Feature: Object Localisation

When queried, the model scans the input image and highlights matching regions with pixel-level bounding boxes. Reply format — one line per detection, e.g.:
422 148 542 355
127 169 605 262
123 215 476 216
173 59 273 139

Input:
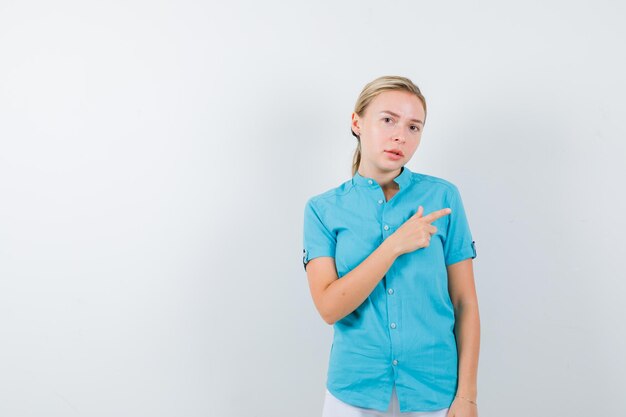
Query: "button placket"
379 188 392 236
375 180 400 373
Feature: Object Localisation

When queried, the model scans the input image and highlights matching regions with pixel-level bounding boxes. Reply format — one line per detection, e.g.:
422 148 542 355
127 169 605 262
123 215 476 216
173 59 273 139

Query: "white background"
1 1 625 416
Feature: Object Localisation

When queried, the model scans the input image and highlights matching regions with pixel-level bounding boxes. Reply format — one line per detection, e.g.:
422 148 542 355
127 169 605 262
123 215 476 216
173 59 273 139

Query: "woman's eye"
410 125 421 132
383 117 392 123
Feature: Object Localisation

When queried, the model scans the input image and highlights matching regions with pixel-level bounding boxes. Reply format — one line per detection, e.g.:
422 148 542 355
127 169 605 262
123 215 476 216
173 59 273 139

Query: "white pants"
322 385 449 417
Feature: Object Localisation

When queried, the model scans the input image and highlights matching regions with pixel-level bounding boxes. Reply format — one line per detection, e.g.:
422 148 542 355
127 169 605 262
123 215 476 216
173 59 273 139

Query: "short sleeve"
302 198 336 271
443 185 477 266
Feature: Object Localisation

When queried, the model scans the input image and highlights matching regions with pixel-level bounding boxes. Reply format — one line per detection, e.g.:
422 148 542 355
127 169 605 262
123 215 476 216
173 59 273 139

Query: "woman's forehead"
368 90 424 117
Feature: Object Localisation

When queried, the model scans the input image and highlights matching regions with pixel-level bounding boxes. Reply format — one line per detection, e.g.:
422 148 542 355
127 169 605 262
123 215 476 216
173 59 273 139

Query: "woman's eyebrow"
380 110 424 125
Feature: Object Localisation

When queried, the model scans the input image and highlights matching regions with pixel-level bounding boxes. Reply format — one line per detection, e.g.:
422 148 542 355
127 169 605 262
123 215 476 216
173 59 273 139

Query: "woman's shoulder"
412 171 460 193
305 179 354 207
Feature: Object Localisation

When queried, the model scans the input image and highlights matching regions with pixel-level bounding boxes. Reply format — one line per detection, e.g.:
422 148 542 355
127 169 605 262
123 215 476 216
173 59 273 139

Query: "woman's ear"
351 112 361 136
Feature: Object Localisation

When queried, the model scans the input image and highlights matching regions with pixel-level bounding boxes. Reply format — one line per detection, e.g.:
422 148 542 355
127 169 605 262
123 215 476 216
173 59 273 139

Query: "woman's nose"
391 125 406 142
392 131 406 143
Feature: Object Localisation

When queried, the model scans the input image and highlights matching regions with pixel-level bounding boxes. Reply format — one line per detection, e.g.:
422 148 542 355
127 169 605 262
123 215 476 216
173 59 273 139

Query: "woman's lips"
384 150 402 160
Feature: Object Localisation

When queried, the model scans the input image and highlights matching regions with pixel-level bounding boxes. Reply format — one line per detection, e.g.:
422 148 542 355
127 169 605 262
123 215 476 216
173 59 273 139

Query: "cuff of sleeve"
445 240 477 266
303 248 335 271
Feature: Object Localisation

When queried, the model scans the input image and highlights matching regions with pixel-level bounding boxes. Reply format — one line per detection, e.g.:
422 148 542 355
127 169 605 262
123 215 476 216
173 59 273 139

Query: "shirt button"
392 359 399 366
368 179 373 185
388 288 394 295
378 199 383 204
390 322 397 329
384 225 389 230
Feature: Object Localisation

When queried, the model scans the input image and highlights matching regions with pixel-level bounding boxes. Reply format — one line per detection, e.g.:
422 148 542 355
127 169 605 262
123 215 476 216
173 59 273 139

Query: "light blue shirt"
302 165 477 412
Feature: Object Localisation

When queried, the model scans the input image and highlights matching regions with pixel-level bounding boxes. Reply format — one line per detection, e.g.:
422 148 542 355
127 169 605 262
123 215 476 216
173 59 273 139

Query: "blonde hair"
351 75 427 176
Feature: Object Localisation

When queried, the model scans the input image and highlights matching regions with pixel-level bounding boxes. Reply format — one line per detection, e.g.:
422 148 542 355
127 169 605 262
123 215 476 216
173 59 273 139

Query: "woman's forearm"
454 301 480 400
322 238 400 325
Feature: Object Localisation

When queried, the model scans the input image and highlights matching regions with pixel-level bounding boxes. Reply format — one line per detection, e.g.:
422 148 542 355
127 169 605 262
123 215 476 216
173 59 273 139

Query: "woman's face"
351 90 425 173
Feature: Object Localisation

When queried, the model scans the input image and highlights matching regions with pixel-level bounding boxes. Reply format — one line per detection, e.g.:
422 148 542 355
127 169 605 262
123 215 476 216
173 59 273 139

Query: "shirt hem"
327 385 453 413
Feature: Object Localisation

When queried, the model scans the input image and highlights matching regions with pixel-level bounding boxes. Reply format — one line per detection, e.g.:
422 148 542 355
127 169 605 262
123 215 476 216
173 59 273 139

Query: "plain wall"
1 1 625 416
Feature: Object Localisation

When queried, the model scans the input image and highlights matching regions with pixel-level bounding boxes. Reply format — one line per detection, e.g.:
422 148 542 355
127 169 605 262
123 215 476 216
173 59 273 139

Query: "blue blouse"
302 165 477 412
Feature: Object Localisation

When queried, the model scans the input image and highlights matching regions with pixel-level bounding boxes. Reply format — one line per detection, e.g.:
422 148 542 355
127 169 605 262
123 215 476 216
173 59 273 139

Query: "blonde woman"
302 75 480 417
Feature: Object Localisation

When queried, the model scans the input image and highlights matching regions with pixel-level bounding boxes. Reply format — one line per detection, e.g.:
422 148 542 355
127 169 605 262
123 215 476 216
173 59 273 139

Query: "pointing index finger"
422 208 452 223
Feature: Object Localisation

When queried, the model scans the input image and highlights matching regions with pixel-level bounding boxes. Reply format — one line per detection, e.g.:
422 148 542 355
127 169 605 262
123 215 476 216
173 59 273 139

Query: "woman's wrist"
455 394 477 406
382 235 403 258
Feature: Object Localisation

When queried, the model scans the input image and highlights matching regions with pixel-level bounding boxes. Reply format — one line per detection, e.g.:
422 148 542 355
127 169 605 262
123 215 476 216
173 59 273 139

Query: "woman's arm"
447 258 480 403
305 238 400 325
306 207 450 325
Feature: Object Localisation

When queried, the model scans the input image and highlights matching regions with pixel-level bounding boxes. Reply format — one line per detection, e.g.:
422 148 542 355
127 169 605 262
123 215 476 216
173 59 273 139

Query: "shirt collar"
352 165 413 189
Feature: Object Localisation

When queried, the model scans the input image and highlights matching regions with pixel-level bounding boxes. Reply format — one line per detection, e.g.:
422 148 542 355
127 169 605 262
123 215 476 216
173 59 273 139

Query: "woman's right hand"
388 206 452 256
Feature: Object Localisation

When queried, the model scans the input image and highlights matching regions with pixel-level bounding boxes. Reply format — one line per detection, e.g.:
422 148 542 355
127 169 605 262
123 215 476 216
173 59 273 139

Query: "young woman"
302 75 480 417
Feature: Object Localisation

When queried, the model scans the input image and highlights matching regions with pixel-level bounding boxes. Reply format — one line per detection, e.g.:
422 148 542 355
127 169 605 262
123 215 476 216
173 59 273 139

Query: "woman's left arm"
447 258 480 416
